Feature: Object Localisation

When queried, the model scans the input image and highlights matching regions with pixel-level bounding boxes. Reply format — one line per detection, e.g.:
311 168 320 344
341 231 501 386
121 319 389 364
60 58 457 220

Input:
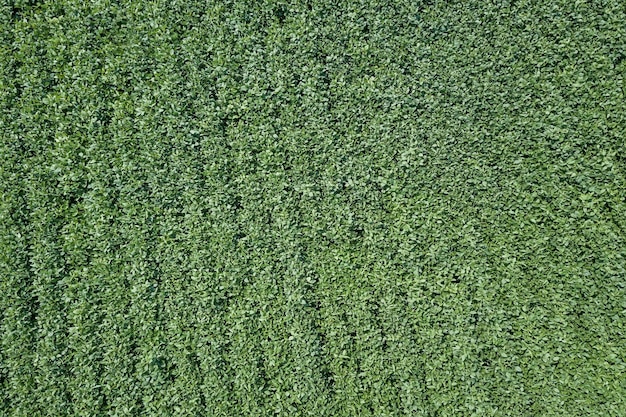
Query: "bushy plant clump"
1 0 625 415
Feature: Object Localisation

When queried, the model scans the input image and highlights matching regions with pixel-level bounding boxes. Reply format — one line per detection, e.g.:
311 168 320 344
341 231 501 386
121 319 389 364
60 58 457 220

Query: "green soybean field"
1 0 626 416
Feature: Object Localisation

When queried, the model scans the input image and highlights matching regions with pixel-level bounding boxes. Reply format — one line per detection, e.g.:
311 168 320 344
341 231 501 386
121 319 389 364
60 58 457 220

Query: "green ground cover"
1 0 625 415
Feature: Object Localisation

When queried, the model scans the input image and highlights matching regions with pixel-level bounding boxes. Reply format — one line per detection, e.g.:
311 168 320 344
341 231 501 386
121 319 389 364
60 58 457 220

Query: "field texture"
1 0 626 416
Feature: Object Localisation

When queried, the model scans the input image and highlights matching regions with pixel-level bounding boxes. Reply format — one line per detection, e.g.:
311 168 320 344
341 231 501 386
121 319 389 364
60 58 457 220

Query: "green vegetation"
1 0 625 415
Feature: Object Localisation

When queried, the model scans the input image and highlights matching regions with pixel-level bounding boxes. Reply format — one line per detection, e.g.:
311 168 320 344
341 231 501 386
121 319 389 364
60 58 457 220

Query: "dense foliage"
1 0 625 415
